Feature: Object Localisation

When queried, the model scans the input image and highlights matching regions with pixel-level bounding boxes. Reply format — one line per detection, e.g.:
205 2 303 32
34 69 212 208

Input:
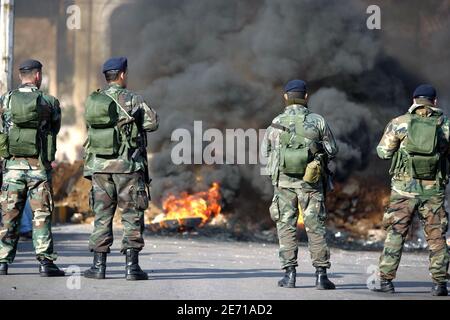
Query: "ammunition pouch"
269 194 280 222
9 90 41 128
280 144 309 176
408 153 440 180
87 127 120 156
303 159 322 184
8 127 39 157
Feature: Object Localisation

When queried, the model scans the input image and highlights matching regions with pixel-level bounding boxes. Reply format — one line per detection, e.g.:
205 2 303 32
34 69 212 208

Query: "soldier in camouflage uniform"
373 84 449 296
83 57 159 281
262 80 338 289
0 59 64 277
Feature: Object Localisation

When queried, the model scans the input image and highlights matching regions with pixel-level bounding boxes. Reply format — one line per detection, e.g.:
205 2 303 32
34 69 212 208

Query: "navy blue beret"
19 59 42 71
284 79 307 93
413 84 436 99
102 57 128 73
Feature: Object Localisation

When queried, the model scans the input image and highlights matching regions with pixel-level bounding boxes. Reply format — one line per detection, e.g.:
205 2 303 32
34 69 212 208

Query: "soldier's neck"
285 98 307 107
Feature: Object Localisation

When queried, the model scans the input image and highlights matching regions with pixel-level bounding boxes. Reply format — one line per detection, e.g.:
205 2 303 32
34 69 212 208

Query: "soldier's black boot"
125 249 148 281
0 263 8 275
39 259 65 277
315 267 336 290
372 279 395 293
278 266 296 288
84 252 107 279
431 283 448 296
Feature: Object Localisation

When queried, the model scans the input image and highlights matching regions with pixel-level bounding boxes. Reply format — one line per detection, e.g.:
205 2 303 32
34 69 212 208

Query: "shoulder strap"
102 91 133 121
270 122 290 132
5 89 17 109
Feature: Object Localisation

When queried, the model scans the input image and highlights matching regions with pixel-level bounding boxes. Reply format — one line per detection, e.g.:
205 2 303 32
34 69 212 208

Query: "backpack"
7 90 42 157
278 113 310 176
85 91 120 156
0 90 56 161
85 90 141 157
404 114 441 180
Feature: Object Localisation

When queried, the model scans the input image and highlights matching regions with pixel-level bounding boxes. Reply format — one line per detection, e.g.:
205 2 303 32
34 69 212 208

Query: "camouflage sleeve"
133 94 159 132
0 94 4 133
261 126 273 158
376 119 400 160
440 116 450 161
0 93 12 134
321 122 338 159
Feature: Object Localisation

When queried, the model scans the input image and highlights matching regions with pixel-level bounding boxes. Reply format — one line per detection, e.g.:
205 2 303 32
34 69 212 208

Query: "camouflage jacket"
0 83 61 172
261 100 338 189
377 98 450 197
83 83 159 177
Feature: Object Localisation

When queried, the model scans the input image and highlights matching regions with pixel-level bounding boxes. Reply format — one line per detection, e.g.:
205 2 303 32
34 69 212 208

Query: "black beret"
102 57 128 73
413 84 437 100
284 79 307 93
19 59 43 71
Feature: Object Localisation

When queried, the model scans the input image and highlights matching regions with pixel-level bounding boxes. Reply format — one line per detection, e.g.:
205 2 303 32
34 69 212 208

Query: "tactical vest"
277 113 310 176
0 89 55 161
390 112 445 181
84 90 138 157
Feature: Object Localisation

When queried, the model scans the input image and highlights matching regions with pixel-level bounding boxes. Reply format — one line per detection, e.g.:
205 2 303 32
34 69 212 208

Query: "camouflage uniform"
377 98 450 284
262 99 338 269
84 83 158 253
0 84 61 263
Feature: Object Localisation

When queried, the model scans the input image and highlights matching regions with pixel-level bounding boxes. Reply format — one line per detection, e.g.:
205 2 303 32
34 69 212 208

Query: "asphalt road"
0 224 448 300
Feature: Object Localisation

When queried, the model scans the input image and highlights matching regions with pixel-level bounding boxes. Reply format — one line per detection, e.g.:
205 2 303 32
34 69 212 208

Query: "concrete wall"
10 0 134 162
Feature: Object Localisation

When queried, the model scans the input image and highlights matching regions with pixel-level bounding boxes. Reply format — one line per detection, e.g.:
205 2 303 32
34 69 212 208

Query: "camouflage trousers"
89 171 149 254
379 191 449 283
270 186 331 269
0 169 56 263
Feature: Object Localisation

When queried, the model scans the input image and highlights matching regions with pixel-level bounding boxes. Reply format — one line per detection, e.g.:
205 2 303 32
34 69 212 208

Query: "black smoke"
109 0 450 212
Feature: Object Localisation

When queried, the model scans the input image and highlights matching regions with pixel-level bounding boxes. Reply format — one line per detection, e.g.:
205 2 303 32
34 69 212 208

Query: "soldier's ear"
305 93 308 100
434 98 437 106
283 93 288 100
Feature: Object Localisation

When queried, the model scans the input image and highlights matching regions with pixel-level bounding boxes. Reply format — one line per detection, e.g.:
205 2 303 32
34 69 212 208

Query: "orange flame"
297 205 305 228
159 182 222 226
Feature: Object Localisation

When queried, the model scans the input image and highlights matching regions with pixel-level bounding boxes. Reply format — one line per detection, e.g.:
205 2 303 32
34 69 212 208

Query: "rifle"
132 132 150 177
130 113 152 195
310 141 334 198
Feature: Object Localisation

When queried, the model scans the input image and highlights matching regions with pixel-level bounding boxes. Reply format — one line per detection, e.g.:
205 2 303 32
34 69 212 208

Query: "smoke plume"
109 0 450 210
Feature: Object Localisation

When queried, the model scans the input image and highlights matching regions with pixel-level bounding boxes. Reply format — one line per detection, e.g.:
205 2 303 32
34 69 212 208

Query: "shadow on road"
133 268 358 281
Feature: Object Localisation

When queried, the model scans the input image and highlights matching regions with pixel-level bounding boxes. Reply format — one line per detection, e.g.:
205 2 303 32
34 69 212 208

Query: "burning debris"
149 182 224 231
50 161 434 250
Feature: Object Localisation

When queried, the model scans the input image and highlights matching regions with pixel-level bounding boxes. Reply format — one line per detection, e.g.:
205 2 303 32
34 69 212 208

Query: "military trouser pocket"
269 194 280 222
310 192 326 223
41 182 54 213
381 211 394 231
131 184 149 211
